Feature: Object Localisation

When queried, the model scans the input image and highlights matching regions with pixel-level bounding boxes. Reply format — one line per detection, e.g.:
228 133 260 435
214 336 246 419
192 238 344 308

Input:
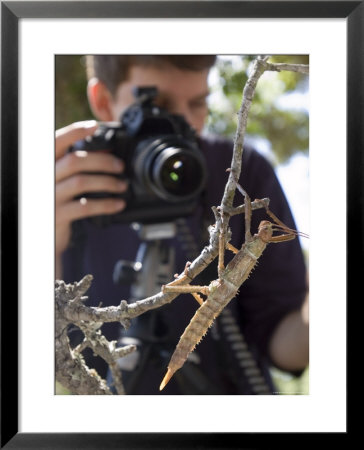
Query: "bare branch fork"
55 56 309 394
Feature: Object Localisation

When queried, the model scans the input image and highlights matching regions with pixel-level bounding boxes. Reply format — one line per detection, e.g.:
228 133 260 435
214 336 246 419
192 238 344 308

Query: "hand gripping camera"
70 86 208 225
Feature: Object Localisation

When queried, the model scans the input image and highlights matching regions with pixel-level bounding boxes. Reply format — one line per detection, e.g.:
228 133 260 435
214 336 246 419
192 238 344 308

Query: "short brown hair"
85 55 216 96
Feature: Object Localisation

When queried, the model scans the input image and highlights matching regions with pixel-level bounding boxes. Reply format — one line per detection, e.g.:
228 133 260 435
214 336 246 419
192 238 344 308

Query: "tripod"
111 222 177 393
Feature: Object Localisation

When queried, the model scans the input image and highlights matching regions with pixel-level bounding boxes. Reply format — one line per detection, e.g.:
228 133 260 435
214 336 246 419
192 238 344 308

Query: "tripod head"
113 222 176 299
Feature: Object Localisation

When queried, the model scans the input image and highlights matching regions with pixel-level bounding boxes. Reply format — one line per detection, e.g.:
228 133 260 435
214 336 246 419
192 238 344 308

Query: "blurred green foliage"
55 55 93 128
271 365 309 395
207 55 309 164
55 54 309 164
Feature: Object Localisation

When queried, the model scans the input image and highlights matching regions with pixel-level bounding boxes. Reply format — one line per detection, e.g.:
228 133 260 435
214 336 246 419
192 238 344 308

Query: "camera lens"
159 151 202 196
133 137 207 204
152 147 205 200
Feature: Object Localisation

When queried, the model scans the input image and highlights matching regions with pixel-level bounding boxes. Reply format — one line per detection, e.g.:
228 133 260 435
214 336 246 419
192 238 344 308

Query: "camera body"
71 87 207 225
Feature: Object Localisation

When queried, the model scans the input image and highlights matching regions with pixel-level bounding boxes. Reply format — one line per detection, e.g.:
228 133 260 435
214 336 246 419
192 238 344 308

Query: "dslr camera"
70 86 207 225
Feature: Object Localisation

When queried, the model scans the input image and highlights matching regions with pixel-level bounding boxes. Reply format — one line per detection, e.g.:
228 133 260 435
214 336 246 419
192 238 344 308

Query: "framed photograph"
1 1 360 448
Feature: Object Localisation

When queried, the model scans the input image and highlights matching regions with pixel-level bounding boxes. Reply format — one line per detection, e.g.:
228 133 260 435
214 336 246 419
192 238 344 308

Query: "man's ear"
87 78 114 121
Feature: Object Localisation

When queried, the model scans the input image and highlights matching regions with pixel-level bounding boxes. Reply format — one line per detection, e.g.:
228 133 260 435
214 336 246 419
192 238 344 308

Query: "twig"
265 62 309 74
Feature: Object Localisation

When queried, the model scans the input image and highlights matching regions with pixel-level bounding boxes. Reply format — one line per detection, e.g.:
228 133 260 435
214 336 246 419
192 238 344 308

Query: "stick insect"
160 183 308 391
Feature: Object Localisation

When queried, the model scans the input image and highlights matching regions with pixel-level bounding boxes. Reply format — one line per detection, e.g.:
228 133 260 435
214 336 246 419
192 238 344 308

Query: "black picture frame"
1 1 360 448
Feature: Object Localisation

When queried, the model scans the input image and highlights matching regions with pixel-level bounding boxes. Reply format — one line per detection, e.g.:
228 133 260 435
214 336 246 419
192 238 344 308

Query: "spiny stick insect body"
160 185 307 391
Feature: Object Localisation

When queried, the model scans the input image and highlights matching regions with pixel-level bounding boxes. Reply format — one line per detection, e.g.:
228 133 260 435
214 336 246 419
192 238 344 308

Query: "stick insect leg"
162 285 209 295
226 168 253 242
166 274 189 287
268 233 296 243
226 242 239 254
265 205 309 240
218 223 226 275
162 284 208 305
163 262 207 306
243 190 252 242
191 292 204 305
164 261 192 287
235 183 252 242
264 206 290 232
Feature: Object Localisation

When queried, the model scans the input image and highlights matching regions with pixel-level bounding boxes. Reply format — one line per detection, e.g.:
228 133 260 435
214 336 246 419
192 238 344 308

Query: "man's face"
109 64 210 134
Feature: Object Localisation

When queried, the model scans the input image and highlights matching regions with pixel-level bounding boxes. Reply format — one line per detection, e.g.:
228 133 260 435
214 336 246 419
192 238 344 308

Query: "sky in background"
277 152 309 252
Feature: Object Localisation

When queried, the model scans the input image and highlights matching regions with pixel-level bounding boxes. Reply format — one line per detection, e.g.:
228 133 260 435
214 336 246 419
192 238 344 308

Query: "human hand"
55 121 127 262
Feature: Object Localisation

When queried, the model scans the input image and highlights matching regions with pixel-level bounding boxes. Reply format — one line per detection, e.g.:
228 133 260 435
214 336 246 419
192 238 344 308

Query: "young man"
56 55 309 394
